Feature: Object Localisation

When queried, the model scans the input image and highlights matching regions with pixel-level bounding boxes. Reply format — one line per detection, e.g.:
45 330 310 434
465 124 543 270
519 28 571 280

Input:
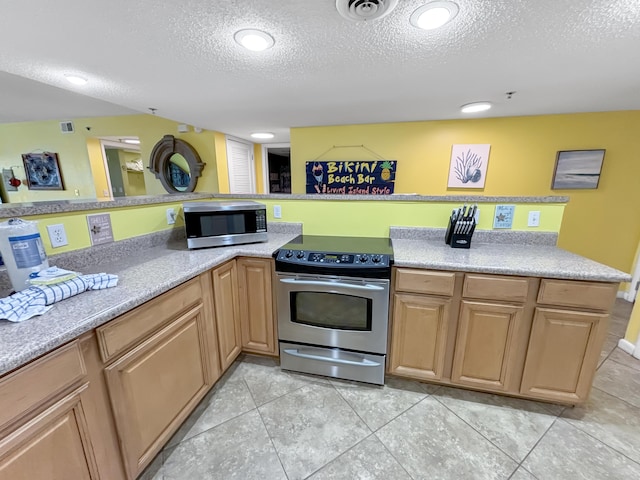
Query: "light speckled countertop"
1 233 630 377
0 233 298 376
0 193 569 219
392 239 631 282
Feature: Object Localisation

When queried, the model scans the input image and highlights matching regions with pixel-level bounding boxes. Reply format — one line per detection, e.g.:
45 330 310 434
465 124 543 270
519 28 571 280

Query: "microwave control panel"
256 209 267 232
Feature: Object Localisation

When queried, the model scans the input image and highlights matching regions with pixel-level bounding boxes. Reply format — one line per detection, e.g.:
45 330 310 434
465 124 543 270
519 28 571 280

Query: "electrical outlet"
528 211 540 227
166 208 176 225
47 224 69 248
273 205 282 219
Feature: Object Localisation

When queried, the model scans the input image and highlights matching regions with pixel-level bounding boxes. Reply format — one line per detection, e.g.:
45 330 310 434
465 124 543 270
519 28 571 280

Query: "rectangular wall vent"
60 121 74 133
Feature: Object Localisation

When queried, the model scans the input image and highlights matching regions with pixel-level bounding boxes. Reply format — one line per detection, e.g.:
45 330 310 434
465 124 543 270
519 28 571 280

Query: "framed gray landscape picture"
551 149 605 189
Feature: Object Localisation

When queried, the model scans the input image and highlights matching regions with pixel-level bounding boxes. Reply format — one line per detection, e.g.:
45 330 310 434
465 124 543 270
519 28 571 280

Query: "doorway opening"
263 144 291 194
88 137 147 199
627 242 640 303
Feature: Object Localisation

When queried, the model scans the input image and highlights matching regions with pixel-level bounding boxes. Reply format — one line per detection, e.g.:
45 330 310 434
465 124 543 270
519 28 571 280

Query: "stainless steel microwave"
183 201 267 249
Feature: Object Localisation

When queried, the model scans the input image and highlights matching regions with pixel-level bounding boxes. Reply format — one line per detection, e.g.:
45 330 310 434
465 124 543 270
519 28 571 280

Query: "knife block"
445 218 476 249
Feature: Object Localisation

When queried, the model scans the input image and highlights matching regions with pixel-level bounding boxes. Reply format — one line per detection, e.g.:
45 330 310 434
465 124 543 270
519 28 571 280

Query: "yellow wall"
0 114 221 200
3 196 562 257
232 197 564 237
86 138 110 201
291 111 640 274
254 144 265 194
214 132 230 193
0 122 98 201
8 202 187 256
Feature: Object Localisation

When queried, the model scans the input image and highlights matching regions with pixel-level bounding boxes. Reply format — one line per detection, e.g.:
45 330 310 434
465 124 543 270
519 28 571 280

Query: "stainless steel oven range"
274 235 393 385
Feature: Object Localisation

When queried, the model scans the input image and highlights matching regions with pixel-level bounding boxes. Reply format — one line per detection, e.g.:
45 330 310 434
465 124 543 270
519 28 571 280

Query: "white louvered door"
225 137 256 194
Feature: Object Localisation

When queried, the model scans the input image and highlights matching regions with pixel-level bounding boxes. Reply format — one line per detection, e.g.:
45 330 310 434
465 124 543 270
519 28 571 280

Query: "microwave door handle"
278 278 385 291
283 349 381 367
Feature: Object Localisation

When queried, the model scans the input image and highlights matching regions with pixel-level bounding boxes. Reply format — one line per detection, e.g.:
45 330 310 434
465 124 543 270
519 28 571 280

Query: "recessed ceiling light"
234 29 275 52
122 139 140 145
251 132 275 139
410 1 459 30
461 102 492 113
64 74 88 85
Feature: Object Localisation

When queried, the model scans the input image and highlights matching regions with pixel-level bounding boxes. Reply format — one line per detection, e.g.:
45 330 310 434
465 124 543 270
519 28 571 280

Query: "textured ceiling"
0 71 137 123
1 0 639 142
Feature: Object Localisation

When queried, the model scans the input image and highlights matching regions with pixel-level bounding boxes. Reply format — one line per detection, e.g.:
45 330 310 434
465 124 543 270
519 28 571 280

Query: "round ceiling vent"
336 0 399 22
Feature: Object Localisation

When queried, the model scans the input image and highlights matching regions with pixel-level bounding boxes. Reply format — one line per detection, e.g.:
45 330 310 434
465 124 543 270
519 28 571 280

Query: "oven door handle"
279 278 385 291
283 348 381 367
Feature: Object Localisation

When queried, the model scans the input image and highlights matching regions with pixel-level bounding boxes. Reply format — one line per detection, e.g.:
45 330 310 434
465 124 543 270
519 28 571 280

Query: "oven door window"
290 292 372 331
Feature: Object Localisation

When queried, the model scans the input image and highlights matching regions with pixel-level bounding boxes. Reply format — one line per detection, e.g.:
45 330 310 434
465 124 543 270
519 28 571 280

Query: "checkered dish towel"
0 273 118 323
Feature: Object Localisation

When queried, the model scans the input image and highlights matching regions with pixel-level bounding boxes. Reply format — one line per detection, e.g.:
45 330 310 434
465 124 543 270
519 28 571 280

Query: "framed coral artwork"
447 144 491 189
21 152 65 190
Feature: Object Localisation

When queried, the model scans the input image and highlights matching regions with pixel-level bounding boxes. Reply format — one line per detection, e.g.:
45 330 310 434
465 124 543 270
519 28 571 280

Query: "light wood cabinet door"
212 260 242 370
389 293 451 381
0 386 99 480
104 305 212 480
237 257 276 355
451 301 524 392
520 307 609 404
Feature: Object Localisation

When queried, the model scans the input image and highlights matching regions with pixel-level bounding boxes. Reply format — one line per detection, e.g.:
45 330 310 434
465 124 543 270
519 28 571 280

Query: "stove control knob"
359 255 369 263
285 250 293 258
296 251 305 259
372 255 381 263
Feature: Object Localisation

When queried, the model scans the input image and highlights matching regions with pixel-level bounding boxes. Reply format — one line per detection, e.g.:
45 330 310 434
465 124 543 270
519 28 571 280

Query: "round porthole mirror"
166 153 190 192
149 135 205 193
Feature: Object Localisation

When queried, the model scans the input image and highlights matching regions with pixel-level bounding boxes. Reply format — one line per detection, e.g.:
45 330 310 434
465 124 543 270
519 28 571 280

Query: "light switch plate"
87 213 114 246
166 208 176 225
528 211 540 227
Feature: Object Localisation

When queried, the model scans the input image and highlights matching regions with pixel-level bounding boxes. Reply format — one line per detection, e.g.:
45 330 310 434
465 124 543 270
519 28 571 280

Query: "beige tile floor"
141 299 639 480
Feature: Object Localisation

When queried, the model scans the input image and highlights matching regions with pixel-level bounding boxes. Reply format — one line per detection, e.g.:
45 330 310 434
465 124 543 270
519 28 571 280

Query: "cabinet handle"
283 348 381 367
279 278 384 291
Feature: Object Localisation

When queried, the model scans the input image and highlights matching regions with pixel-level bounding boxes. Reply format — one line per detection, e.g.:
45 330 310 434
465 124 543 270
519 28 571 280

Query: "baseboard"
618 338 635 355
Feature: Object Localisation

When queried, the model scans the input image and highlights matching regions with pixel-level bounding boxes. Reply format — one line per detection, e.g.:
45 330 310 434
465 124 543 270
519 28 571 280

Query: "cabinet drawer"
0 341 86 431
395 269 455 296
537 279 617 311
97 277 203 363
463 274 529 303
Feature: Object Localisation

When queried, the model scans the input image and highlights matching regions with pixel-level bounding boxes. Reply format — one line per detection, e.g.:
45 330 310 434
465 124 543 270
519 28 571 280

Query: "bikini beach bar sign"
305 160 396 195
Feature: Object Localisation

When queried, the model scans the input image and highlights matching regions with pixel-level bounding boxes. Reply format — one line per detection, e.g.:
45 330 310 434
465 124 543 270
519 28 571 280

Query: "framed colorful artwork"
21 152 65 190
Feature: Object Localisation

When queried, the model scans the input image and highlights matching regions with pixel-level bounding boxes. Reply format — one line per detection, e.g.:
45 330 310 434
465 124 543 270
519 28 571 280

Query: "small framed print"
551 149 605 190
21 152 65 190
493 205 515 229
447 144 491 189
